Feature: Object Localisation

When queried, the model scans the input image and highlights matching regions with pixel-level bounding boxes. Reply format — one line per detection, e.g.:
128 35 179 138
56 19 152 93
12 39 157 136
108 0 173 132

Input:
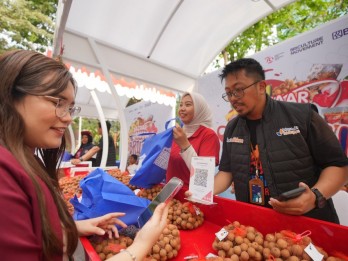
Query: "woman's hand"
105 204 169 261
70 158 81 165
75 213 127 238
184 190 192 198
173 124 190 149
133 203 169 248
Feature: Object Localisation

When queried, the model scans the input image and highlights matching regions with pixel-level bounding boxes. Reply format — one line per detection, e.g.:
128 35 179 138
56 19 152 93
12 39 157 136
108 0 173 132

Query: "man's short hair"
219 58 265 82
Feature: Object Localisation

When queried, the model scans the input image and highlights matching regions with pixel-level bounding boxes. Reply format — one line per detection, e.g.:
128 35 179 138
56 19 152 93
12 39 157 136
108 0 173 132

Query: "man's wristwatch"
311 188 327 209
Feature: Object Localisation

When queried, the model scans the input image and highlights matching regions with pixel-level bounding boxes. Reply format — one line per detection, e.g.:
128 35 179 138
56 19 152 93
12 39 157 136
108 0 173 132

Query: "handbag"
129 118 181 188
70 168 150 227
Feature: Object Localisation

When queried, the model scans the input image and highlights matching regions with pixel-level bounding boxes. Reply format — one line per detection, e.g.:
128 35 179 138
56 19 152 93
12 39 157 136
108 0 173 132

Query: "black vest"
223 96 339 223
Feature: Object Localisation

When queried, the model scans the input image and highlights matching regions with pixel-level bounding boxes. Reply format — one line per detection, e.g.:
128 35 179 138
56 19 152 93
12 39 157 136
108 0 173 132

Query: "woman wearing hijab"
166 92 220 186
71 130 96 165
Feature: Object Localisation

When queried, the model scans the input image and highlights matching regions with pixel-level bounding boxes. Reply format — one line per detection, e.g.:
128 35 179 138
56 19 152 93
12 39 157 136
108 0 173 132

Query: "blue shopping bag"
70 168 150 227
129 118 181 188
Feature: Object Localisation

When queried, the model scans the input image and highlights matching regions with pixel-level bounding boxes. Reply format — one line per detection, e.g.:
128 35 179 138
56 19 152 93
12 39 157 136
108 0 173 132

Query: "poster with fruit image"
197 15 348 156
125 100 174 156
251 15 348 155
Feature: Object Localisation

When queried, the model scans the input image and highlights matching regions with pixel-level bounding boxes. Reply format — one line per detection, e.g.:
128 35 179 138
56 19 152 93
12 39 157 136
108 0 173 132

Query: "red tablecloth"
81 190 348 260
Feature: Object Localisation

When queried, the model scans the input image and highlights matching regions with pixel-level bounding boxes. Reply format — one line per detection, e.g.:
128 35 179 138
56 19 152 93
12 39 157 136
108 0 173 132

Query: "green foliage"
218 0 348 65
0 0 57 53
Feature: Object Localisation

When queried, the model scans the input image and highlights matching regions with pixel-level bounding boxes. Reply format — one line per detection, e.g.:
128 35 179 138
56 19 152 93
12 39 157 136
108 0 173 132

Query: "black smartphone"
137 177 183 228
276 187 306 201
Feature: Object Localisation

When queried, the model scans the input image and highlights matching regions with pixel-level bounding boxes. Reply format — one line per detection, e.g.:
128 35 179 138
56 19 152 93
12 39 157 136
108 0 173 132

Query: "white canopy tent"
53 0 296 170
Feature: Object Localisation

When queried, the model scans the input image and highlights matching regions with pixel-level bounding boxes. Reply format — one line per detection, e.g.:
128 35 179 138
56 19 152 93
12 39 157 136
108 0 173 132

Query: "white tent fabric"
53 0 296 169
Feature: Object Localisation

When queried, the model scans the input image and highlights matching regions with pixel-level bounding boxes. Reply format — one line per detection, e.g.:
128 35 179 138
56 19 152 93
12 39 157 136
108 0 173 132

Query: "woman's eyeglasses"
43 96 81 118
222 81 260 102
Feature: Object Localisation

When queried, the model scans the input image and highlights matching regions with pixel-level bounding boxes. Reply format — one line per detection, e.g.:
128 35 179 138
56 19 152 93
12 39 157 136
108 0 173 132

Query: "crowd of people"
0 49 347 260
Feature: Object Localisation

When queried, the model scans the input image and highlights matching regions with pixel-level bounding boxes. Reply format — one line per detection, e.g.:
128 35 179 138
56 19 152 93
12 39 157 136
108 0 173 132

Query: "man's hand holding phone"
276 187 306 201
269 183 316 216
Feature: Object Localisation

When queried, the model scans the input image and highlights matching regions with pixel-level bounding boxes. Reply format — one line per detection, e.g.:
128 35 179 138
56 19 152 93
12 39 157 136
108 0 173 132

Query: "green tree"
216 0 348 66
0 0 57 54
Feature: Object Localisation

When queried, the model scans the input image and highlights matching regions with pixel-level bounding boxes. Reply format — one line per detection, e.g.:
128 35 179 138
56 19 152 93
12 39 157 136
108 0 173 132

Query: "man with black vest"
215 58 348 223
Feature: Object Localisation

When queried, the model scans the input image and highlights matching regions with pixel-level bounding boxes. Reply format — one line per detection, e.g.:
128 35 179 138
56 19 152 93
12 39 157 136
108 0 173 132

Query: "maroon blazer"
0 146 63 261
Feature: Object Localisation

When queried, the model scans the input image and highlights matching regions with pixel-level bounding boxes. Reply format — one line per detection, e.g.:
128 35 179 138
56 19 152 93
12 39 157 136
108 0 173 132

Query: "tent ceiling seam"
264 0 276 11
52 0 72 57
147 0 184 59
64 28 197 79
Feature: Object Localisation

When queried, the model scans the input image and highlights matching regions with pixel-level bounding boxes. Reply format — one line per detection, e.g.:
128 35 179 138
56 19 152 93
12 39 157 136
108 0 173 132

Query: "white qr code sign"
188 156 215 205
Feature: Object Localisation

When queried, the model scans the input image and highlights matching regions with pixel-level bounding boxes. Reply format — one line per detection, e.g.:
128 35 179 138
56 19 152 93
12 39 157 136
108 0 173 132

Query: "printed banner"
125 101 174 156
197 15 348 155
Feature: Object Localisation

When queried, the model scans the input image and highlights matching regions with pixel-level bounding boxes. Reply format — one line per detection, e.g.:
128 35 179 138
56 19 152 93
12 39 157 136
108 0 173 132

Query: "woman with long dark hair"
0 50 168 261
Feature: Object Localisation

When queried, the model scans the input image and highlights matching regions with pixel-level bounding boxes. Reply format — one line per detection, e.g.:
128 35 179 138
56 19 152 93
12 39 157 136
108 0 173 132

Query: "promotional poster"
197 15 348 155
125 101 174 156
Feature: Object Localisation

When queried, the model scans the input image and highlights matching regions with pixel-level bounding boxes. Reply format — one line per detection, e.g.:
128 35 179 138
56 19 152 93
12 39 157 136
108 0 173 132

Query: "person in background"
75 120 116 167
71 130 96 166
207 57 348 223
127 154 138 175
0 50 169 261
166 92 220 187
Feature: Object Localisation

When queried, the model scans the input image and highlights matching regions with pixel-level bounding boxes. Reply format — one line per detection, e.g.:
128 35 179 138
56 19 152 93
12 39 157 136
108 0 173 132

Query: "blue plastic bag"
62 151 72 161
70 168 150 227
130 118 181 188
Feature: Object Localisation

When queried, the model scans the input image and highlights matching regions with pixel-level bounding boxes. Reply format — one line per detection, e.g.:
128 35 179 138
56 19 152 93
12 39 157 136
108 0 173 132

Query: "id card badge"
249 177 265 205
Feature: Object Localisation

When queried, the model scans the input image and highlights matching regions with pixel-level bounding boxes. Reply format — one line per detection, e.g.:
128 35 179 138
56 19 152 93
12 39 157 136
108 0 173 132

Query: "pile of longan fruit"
262 230 343 261
59 174 86 215
144 224 181 261
89 235 133 261
89 224 181 261
262 231 312 260
106 169 138 190
213 222 344 261
137 185 162 200
212 221 264 261
167 199 204 230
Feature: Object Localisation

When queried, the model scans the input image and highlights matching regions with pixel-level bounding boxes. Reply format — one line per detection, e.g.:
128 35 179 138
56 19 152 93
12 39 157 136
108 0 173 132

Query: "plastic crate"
81 189 348 260
59 162 92 177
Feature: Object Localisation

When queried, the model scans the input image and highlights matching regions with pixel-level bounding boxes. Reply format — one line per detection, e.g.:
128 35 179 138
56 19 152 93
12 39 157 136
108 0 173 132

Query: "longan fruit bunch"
144 224 181 261
188 257 225 261
89 235 133 261
106 169 138 190
59 174 86 214
137 185 162 200
262 231 312 261
212 221 264 261
167 199 204 230
105 168 123 179
263 230 343 261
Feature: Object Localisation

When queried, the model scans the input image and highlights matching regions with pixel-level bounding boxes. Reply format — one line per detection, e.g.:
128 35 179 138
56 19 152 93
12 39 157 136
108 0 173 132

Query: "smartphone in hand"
137 177 183 228
276 187 306 201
